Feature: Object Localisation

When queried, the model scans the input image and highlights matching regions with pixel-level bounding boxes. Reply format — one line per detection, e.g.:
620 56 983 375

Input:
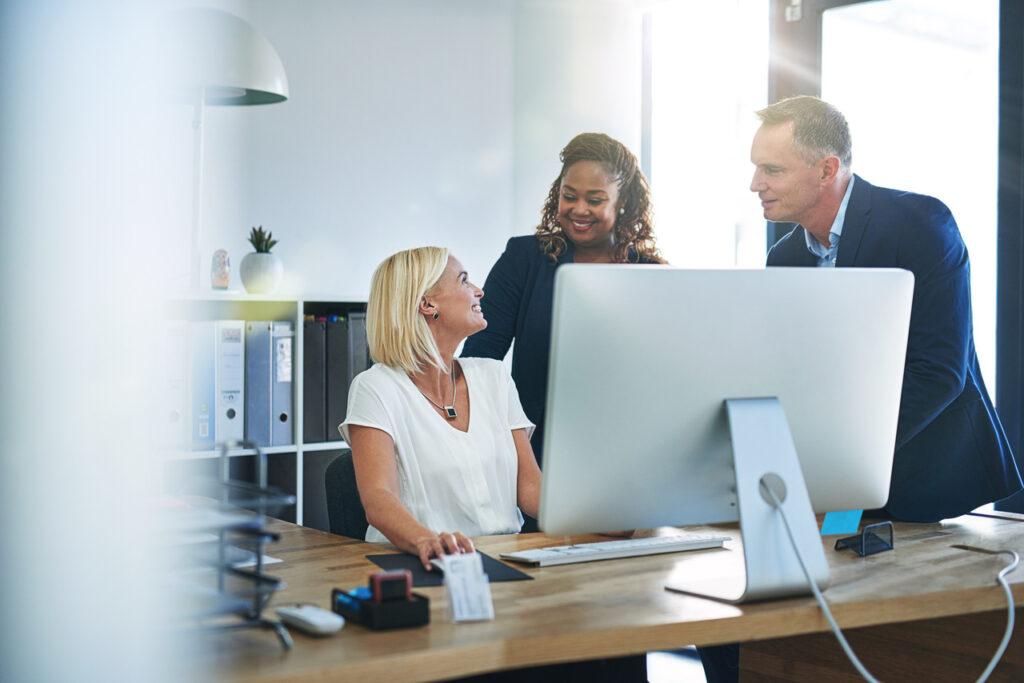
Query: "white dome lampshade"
174 7 288 106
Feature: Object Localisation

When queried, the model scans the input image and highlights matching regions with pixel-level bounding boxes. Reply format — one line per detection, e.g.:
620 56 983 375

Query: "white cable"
763 485 881 683
970 547 1018 683
765 483 1021 683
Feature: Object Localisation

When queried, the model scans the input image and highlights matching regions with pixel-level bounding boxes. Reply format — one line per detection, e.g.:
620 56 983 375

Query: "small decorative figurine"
211 249 230 290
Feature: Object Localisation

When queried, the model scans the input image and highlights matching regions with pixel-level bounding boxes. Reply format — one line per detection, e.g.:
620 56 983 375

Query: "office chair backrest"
324 449 369 540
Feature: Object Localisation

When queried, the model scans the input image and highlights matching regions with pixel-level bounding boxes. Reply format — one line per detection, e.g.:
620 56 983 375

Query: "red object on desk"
370 569 413 603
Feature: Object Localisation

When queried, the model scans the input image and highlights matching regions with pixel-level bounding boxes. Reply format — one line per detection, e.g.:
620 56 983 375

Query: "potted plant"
239 225 283 294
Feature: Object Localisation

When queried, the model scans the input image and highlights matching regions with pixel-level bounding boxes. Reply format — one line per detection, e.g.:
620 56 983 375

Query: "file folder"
271 321 294 446
245 320 292 447
215 320 245 443
189 320 216 448
348 312 371 378
245 321 273 446
325 312 372 441
325 318 350 442
303 320 327 443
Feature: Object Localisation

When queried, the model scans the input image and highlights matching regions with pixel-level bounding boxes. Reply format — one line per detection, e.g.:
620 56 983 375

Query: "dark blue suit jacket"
461 236 573 469
463 236 659 470
767 175 1021 521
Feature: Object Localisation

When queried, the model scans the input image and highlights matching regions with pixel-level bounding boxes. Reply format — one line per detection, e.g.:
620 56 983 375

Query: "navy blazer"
463 236 658 469
767 175 1021 521
461 236 573 469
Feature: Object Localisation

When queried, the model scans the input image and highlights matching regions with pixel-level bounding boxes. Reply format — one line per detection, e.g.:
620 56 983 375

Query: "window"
646 0 770 268
821 0 999 390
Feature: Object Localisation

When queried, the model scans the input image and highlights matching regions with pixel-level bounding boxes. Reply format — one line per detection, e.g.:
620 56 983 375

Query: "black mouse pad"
366 551 532 587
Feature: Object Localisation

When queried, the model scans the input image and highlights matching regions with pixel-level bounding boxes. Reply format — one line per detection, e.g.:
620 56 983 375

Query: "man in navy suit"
700 94 1024 683
751 95 1022 523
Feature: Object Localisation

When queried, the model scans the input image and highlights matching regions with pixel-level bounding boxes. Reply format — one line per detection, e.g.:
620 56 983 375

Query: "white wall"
180 0 646 299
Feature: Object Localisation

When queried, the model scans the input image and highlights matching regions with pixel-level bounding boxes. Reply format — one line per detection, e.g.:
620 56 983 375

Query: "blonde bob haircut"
366 246 450 374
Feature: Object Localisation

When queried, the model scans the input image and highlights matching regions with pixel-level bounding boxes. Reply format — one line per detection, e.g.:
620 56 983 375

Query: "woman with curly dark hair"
462 132 664 504
534 132 663 265
461 131 656 683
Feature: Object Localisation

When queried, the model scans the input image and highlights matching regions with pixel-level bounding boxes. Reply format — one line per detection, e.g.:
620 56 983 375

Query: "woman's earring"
619 207 625 215
433 311 439 320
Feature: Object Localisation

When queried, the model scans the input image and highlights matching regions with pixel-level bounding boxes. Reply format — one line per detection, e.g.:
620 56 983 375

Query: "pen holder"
331 588 429 630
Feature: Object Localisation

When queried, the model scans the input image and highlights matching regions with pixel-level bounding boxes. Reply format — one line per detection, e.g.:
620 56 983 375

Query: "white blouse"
338 357 534 543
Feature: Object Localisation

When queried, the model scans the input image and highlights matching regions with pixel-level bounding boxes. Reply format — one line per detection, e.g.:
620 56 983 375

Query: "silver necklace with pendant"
418 362 457 419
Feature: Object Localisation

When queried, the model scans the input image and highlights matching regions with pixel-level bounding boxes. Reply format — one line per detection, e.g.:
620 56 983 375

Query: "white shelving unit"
164 293 367 528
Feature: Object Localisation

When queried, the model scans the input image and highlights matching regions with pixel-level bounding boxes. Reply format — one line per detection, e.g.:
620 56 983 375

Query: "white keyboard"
499 534 730 567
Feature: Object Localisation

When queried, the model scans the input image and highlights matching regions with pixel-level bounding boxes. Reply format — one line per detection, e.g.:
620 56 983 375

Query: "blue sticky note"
821 509 862 535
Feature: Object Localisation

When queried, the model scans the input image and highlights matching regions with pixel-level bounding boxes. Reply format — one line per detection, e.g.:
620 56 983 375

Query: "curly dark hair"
536 132 663 264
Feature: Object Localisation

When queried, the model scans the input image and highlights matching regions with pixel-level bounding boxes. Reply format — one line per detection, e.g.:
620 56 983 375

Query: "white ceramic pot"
240 252 283 294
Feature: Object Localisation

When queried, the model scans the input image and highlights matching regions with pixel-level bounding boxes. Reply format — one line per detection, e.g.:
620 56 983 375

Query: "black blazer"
463 235 657 468
461 236 572 468
768 175 1021 521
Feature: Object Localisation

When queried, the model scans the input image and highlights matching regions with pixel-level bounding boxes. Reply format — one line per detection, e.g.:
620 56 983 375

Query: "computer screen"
537 266 913 601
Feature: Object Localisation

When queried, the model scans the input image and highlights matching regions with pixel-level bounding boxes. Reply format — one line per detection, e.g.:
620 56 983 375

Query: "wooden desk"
191 512 1024 682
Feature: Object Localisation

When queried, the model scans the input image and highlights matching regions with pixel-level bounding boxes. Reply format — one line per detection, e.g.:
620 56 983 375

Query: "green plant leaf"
246 225 278 252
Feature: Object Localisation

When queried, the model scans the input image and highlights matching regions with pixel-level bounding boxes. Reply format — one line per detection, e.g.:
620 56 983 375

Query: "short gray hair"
756 95 852 169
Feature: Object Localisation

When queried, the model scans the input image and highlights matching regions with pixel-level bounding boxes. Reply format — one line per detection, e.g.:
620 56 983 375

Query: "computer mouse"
275 604 345 636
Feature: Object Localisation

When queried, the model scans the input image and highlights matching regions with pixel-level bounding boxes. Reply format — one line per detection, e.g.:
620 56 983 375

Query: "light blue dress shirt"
803 176 856 267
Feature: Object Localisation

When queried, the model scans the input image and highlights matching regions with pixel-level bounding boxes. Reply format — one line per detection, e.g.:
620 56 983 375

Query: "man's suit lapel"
836 174 871 267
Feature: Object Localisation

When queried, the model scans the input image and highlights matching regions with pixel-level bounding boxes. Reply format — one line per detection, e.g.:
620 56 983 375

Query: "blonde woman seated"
339 246 543 570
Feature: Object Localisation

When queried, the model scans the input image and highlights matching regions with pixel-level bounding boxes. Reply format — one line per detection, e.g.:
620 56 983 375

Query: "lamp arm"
190 87 206 290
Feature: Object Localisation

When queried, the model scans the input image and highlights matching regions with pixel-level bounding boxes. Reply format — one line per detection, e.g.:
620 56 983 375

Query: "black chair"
324 449 369 540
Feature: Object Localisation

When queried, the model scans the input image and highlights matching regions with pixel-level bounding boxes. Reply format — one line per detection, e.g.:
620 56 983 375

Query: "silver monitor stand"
665 397 828 603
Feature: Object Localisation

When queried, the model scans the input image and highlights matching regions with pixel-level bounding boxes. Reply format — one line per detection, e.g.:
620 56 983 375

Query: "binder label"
276 337 292 383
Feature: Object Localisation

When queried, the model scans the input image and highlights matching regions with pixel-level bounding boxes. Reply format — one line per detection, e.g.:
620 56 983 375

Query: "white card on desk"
439 552 494 622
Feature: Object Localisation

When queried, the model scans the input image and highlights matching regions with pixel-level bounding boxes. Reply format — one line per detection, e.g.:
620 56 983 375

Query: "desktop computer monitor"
537 265 914 602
